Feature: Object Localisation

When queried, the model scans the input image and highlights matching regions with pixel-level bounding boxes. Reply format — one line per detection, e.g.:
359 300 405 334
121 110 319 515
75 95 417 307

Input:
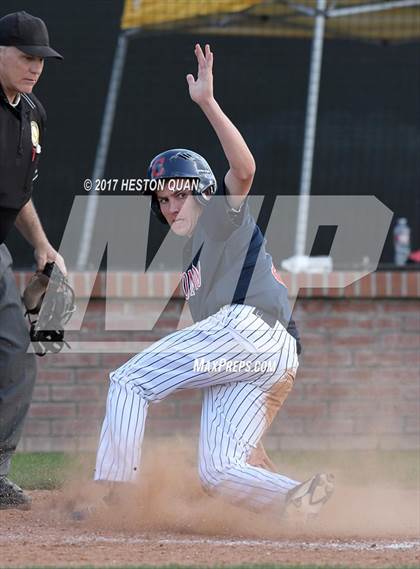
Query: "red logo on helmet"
152 157 165 178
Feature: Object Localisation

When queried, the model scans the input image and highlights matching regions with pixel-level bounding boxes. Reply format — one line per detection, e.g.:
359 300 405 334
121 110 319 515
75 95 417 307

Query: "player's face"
157 179 203 236
0 47 44 102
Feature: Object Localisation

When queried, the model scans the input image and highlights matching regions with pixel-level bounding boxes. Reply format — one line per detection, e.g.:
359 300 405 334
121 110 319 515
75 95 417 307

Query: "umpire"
0 11 65 510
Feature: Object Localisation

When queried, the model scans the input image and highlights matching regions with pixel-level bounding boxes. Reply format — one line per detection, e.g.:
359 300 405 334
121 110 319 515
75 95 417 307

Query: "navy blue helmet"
146 148 217 224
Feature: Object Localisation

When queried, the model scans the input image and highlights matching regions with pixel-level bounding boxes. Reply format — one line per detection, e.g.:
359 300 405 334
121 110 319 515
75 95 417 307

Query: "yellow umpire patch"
31 121 40 146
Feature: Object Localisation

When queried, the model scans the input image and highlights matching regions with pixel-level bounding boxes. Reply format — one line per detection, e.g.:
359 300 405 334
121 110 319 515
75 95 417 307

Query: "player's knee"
109 369 160 402
198 459 232 492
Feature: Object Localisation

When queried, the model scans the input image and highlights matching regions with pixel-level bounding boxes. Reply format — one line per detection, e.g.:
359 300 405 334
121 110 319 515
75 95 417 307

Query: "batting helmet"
146 148 217 224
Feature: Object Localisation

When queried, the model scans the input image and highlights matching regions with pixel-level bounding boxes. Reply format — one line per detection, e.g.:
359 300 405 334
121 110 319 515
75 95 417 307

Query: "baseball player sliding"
74 44 334 522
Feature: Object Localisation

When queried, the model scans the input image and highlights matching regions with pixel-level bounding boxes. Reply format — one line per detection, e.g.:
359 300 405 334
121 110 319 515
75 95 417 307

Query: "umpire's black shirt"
0 83 46 243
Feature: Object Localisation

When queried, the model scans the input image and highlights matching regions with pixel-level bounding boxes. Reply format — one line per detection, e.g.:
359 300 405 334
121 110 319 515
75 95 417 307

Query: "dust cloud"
61 438 420 540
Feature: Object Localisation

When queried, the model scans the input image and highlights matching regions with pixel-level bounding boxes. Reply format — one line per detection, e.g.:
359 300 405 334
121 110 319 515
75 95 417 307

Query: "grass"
9 452 74 490
9 450 420 491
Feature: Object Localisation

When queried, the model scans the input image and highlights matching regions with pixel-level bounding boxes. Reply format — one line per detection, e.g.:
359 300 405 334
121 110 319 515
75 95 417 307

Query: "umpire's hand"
34 242 67 276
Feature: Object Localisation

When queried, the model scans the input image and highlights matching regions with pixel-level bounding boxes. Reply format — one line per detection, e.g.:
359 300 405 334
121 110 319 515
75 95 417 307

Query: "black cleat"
0 476 32 511
70 503 98 521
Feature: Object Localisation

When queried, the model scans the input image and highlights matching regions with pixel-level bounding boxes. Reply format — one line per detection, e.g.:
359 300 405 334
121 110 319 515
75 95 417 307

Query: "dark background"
3 0 420 268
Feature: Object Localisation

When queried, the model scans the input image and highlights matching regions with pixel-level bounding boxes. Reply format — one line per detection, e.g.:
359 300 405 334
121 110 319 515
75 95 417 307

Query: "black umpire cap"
0 11 63 60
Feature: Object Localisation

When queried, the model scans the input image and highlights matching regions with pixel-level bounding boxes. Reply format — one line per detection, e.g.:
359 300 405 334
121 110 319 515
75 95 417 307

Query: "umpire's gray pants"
0 244 37 476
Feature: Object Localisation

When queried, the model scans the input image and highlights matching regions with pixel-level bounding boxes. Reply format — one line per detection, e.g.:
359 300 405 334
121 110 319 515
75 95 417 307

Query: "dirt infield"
0 490 419 568
2 448 420 569
1 445 419 567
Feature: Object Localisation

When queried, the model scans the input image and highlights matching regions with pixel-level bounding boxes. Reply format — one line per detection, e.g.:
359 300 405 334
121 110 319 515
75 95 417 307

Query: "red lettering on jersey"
271 264 287 287
181 261 202 300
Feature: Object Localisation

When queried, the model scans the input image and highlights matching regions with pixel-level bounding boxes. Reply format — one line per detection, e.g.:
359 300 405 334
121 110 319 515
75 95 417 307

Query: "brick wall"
17 270 420 452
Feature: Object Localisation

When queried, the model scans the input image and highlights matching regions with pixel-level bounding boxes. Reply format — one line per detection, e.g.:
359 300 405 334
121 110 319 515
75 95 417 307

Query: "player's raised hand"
186 43 214 106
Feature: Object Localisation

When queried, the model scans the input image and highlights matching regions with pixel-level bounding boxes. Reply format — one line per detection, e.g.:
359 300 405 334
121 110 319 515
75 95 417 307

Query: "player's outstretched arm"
186 43 255 209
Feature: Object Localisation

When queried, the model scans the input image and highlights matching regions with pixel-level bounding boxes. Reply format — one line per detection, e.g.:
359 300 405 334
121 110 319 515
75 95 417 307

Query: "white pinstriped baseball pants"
95 304 300 511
